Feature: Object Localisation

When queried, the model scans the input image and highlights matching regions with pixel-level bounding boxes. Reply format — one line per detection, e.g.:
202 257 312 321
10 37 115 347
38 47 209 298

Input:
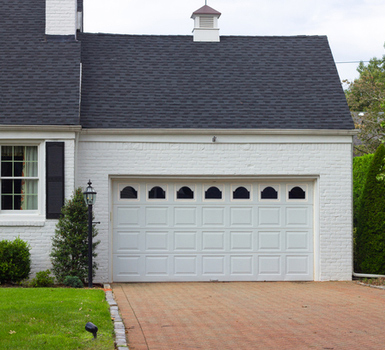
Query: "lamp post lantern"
83 180 97 288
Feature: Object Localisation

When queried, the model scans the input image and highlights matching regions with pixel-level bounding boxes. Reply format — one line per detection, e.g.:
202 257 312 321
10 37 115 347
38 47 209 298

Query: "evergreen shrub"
50 188 99 283
0 237 31 283
63 275 83 288
355 144 385 273
353 153 374 226
29 270 54 287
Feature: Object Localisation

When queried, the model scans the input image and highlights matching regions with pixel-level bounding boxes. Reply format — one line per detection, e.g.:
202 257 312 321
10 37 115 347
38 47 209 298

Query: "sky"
83 0 385 85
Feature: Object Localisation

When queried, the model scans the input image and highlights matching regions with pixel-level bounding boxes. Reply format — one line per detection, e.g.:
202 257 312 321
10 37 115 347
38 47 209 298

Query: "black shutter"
46 142 65 219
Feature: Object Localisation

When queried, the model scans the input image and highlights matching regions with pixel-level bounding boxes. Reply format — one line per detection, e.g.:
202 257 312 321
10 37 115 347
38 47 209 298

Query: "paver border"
104 284 129 350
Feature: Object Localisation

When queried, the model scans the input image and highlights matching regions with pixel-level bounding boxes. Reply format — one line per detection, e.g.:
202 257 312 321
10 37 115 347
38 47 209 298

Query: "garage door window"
261 186 278 200
205 186 222 199
120 186 138 199
233 186 250 199
148 186 166 199
288 186 306 199
177 186 194 199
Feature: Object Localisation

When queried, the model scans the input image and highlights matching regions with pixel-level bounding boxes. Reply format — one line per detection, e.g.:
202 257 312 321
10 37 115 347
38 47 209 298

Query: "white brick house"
0 0 355 282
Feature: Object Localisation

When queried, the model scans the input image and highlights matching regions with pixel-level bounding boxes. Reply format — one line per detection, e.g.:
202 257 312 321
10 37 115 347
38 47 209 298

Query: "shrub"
29 270 54 287
0 237 31 284
50 188 99 284
353 153 374 226
63 275 84 288
355 144 385 273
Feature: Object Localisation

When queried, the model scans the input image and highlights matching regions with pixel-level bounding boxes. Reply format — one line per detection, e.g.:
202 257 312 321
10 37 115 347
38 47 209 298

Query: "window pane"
1 161 12 177
21 194 38 210
205 186 222 199
14 161 24 177
24 161 38 177
120 186 138 199
177 186 194 199
233 186 250 199
13 146 24 160
2 179 13 194
261 186 278 199
289 186 306 199
1 195 13 210
1 146 12 161
14 195 22 210
23 180 38 195
149 186 166 199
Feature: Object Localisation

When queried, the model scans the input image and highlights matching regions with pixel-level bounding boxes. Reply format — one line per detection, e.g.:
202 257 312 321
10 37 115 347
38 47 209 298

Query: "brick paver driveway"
112 282 385 349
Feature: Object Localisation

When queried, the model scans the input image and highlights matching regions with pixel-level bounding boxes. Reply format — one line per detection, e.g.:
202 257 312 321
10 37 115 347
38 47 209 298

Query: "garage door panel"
116 207 141 227
202 207 225 226
114 230 141 253
258 231 282 251
230 256 253 275
230 231 253 250
258 207 281 226
258 255 282 275
174 231 197 251
202 256 225 275
145 207 169 226
174 256 197 275
113 255 142 280
145 231 169 250
202 231 225 250
174 207 198 226
230 207 253 226
145 256 169 276
285 207 311 226
286 255 312 275
286 231 311 251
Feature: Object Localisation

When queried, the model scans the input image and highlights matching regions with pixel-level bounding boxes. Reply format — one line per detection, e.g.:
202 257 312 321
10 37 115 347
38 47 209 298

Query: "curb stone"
104 284 129 350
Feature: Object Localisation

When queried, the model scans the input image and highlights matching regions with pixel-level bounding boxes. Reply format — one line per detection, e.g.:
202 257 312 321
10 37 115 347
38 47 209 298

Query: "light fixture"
85 322 98 339
212 136 217 142
83 180 97 288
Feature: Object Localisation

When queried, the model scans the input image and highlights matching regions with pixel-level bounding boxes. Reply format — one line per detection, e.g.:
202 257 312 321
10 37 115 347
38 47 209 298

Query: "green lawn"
0 288 115 350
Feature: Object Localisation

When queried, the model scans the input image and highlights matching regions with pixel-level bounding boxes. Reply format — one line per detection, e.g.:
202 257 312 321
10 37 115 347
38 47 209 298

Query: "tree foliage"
355 144 385 273
50 188 99 283
345 47 385 155
353 153 374 226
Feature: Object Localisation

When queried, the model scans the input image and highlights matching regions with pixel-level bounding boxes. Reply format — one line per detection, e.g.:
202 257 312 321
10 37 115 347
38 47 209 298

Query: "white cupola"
191 4 221 42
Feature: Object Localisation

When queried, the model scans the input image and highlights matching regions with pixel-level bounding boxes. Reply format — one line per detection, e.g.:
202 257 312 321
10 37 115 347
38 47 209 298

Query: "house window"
205 186 222 199
120 186 138 199
177 186 194 199
233 186 250 199
148 186 166 199
288 186 306 199
1 146 38 210
261 186 278 200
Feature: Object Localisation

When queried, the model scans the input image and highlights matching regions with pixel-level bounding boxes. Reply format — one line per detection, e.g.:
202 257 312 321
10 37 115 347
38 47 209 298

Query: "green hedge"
353 153 374 226
355 144 385 273
0 237 31 283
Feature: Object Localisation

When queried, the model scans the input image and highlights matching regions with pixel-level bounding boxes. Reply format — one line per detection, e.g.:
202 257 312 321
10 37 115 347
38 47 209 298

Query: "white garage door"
112 180 314 282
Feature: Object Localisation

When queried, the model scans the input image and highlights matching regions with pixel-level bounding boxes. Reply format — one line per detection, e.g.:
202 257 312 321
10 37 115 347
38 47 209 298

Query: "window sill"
0 216 46 227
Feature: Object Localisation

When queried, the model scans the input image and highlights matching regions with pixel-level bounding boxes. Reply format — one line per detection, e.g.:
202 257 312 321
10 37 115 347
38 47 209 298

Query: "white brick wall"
76 135 353 282
45 0 77 35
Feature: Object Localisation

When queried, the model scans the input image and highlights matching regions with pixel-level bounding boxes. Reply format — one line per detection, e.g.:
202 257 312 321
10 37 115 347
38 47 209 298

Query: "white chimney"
191 5 221 42
45 0 77 36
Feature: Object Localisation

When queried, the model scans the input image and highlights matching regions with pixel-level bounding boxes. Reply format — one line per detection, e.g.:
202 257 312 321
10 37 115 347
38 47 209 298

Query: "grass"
0 288 115 350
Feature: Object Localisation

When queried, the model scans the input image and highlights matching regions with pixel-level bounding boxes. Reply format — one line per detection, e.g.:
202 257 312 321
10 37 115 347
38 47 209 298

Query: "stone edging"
104 284 129 350
357 281 385 290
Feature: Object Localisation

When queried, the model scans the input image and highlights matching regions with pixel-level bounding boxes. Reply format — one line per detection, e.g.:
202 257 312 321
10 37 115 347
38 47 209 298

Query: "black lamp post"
83 180 97 288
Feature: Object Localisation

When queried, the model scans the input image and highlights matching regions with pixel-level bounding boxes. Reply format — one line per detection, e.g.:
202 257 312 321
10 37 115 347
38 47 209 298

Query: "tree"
355 144 385 273
50 188 99 283
345 47 385 155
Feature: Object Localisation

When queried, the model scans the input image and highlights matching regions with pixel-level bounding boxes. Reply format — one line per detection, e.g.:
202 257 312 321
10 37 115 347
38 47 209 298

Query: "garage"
112 179 314 282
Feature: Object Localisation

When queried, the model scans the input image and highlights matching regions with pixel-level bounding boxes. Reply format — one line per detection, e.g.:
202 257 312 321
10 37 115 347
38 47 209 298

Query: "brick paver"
112 282 385 349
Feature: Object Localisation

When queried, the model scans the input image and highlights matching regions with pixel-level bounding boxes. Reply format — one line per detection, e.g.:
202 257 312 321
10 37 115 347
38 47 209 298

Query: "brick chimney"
191 5 221 42
45 0 83 37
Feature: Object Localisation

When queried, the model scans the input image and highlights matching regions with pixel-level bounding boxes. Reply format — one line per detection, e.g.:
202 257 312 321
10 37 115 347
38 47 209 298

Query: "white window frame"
0 142 44 221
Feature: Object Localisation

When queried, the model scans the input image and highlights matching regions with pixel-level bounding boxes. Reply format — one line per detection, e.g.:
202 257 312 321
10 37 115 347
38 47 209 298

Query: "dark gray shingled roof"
79 33 354 130
0 0 81 126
